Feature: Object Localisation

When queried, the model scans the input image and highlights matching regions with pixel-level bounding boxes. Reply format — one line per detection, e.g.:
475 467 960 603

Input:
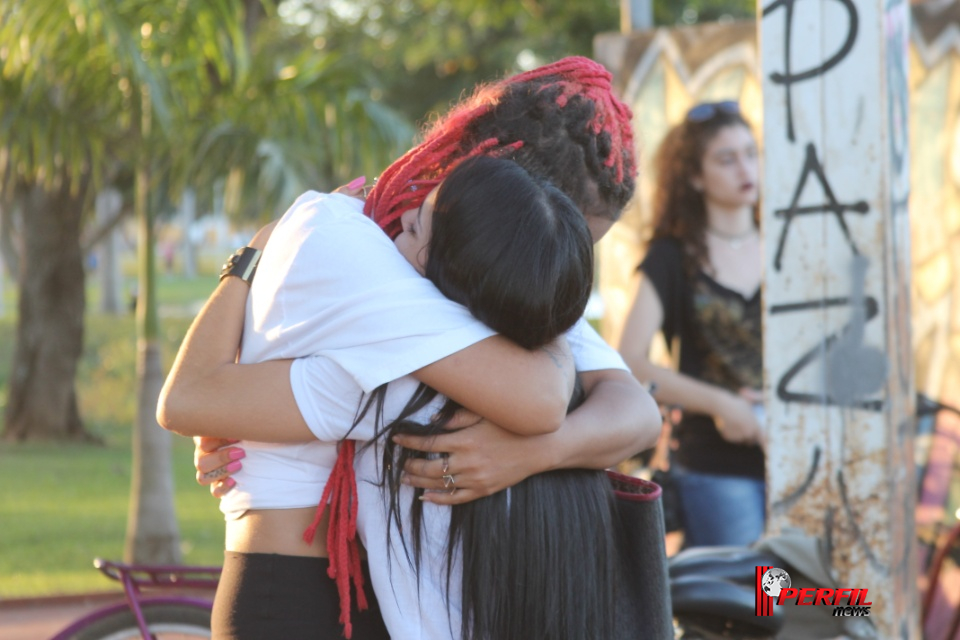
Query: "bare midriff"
225 507 328 557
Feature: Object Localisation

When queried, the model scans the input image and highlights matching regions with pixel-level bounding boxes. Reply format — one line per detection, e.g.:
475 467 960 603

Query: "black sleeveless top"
639 237 764 478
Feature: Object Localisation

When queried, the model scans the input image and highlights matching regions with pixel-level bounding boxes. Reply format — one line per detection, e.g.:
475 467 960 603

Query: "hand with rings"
441 453 457 494
194 436 245 498
393 408 547 505
407 451 459 496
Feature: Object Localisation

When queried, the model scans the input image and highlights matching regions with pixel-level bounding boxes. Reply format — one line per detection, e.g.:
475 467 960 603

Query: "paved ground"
0 593 125 640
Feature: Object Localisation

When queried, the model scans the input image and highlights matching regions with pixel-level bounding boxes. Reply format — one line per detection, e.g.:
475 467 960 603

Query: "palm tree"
1 0 412 563
0 0 132 442
0 0 252 563
188 18 413 218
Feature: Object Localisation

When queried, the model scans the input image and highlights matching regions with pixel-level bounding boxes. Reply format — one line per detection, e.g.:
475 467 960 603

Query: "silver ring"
202 467 228 481
442 474 456 488
441 454 450 475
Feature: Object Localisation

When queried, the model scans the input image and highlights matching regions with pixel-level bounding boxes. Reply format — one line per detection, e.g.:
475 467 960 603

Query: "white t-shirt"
219 189 630 639
220 190 496 517
294 322 627 640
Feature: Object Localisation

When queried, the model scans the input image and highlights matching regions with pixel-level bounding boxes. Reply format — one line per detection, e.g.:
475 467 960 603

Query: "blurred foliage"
188 13 414 221
0 0 246 201
655 0 755 26
0 0 415 228
284 0 755 131
292 0 621 127
1 0 754 220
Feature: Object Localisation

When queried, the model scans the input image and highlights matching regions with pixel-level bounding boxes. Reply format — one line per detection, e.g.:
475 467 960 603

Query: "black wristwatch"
219 247 262 285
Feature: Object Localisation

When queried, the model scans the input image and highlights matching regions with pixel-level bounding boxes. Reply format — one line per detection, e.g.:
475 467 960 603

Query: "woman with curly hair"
620 101 765 548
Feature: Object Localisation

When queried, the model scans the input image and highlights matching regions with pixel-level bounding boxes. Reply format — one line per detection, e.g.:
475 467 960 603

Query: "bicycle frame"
50 558 220 640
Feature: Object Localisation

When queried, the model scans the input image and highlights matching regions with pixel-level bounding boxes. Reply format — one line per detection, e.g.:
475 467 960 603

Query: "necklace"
707 226 757 250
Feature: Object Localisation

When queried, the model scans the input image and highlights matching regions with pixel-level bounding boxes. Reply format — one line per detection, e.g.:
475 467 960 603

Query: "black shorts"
212 551 390 639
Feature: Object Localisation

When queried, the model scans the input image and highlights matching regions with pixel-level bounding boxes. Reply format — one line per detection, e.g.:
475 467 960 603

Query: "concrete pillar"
759 0 916 636
96 188 123 315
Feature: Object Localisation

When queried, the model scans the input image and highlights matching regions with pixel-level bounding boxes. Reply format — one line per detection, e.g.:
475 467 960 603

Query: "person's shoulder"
280 191 372 232
256 190 411 296
273 191 395 258
646 235 683 258
640 235 684 272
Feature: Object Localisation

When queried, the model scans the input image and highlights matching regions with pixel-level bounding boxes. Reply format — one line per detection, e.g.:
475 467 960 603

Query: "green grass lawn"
0 270 226 599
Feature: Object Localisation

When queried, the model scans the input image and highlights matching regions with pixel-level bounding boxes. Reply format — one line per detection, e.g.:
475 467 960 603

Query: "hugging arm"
395 366 661 504
158 281 575 442
196 362 660 502
160 210 576 443
157 223 316 443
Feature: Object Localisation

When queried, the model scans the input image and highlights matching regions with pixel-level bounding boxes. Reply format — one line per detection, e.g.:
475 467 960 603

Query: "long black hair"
451 380 618 640
354 155 619 639
425 155 593 349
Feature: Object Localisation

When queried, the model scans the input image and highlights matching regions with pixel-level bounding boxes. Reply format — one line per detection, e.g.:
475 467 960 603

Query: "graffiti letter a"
772 143 869 272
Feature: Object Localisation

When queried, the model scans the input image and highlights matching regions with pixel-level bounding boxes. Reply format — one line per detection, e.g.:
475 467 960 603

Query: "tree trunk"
0 216 5 317
0 245 4 318
180 188 197 279
244 0 264 41
125 87 181 564
0 189 21 282
124 339 181 564
96 189 124 314
3 179 93 442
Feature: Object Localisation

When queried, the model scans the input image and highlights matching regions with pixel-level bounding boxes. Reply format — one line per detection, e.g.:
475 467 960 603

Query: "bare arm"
159 267 574 440
546 367 661 468
157 224 317 442
618 275 761 443
160 204 576 441
394 367 662 504
413 335 574 435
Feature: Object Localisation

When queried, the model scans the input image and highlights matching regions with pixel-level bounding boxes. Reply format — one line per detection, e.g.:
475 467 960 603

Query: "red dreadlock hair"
364 56 636 239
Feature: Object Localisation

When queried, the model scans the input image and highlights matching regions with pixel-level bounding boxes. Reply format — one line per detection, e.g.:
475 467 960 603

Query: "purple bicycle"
51 558 219 640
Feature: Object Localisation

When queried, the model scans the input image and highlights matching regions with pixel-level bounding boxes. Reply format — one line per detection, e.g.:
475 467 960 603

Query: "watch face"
219 248 260 283
220 252 240 276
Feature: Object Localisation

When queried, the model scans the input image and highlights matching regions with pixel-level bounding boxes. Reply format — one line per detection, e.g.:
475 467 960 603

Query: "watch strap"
219 247 262 284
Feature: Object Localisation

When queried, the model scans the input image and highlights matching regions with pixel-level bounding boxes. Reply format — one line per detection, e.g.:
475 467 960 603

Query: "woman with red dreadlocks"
162 57 661 639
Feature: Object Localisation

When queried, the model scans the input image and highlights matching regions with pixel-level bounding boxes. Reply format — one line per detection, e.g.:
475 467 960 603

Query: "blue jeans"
673 466 766 548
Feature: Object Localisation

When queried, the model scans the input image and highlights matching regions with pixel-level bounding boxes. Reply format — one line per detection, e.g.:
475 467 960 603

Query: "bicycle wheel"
69 603 211 640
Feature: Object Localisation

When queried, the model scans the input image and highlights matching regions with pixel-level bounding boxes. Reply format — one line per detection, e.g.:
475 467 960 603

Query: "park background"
3 0 960 613
1 0 759 598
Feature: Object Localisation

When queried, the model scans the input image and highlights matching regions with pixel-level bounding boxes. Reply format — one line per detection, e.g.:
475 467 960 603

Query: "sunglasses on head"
685 101 740 123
